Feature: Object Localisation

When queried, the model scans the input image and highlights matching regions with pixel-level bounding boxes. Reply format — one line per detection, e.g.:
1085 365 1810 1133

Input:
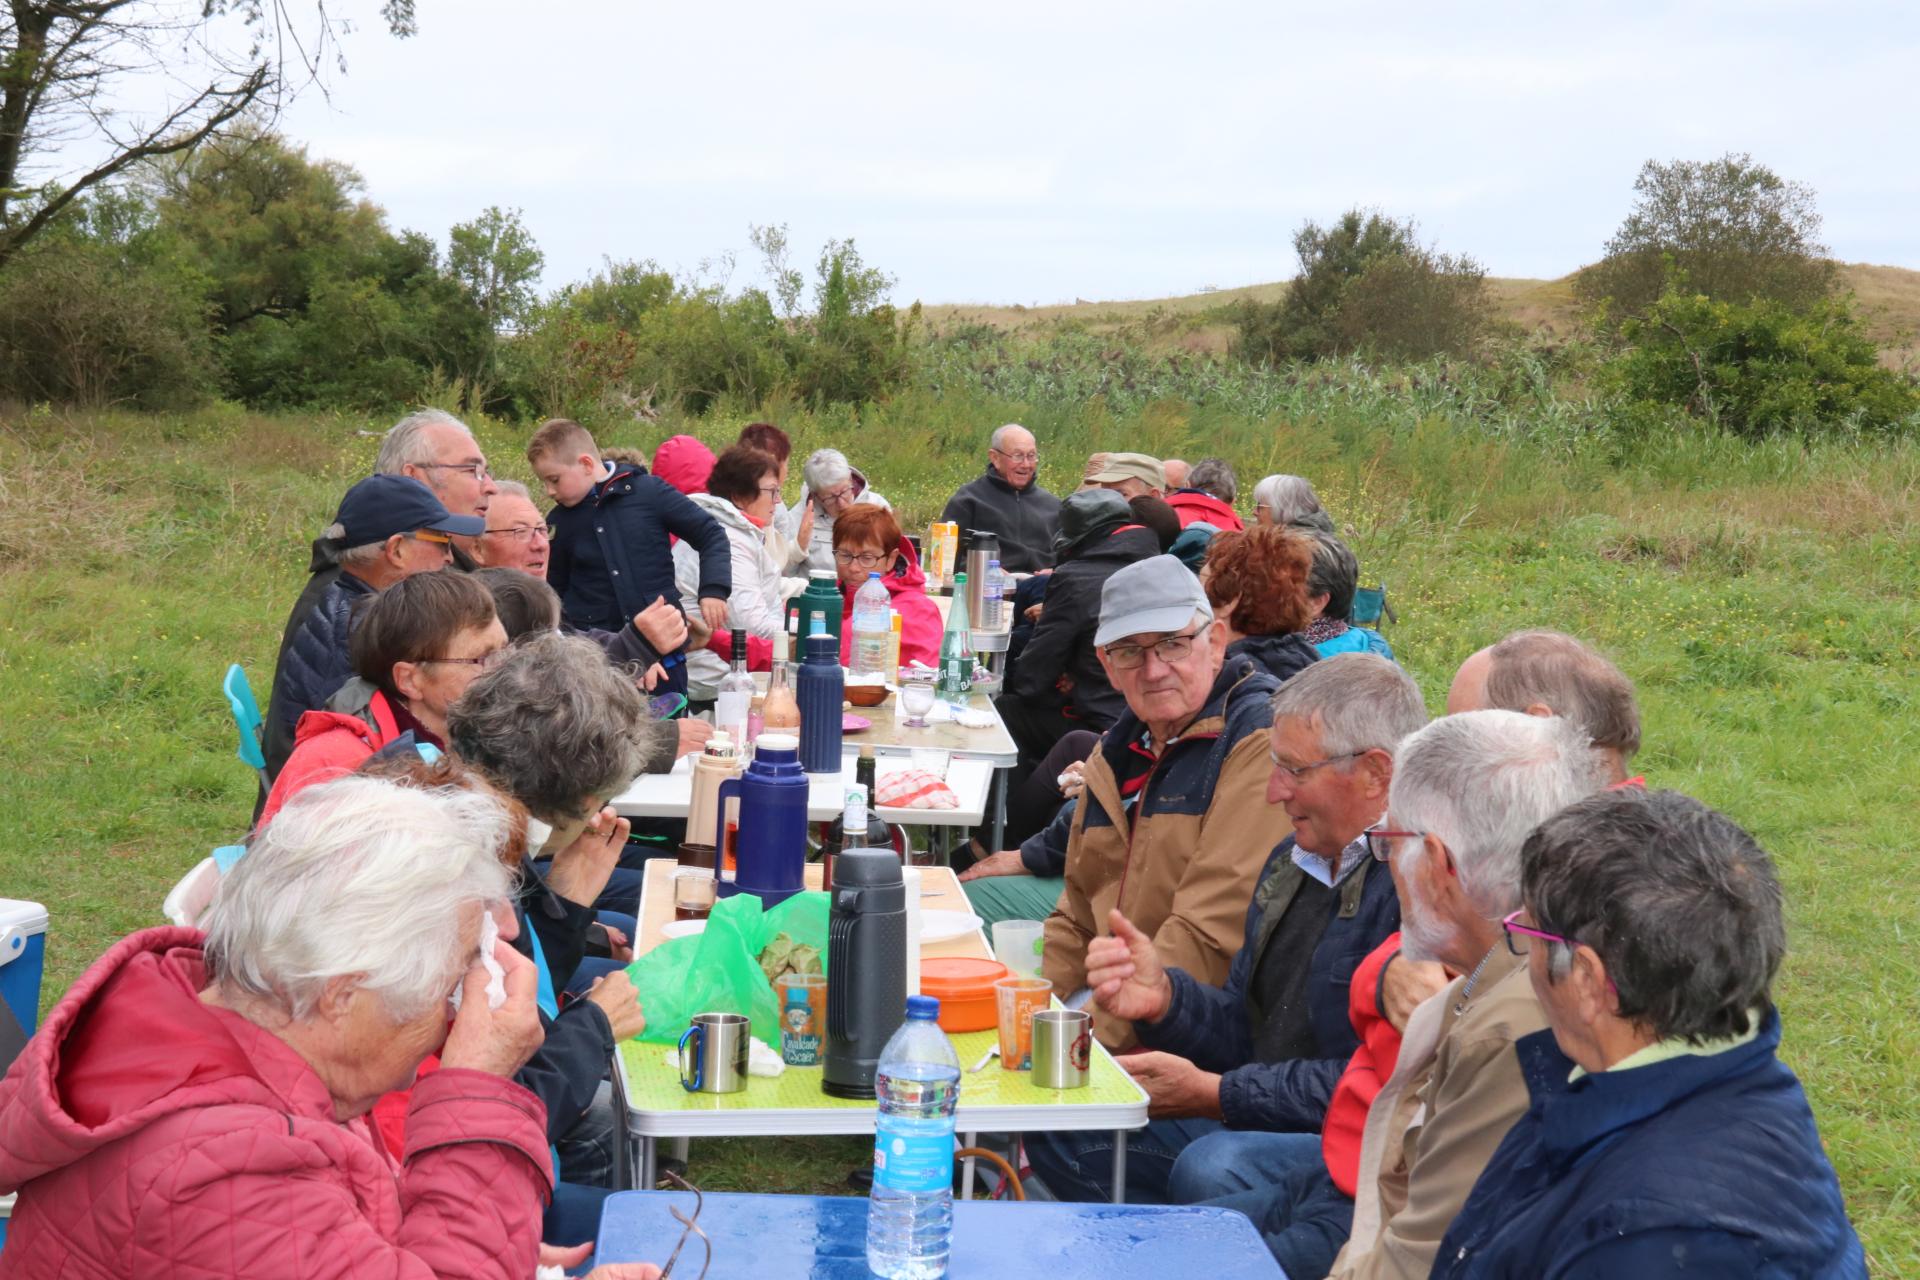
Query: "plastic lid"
906 994 941 1020
707 732 732 752
810 569 835 580
867 571 881 580
918 957 1010 998
755 732 799 752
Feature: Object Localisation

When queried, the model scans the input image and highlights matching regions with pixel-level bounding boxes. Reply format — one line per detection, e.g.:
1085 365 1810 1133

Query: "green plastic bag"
625 889 830 1047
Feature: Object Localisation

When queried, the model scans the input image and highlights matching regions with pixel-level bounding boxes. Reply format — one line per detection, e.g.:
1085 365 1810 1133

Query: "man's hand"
538 1242 662 1280
544 807 629 908
638 662 668 691
1380 950 1448 1032
676 717 713 758
584 969 647 1041
1086 908 1173 1023
957 849 1029 882
1023 602 1044 623
698 596 730 636
596 922 634 964
795 500 816 552
441 939 545 1078
1056 759 1087 800
1115 1050 1222 1119
633 596 688 654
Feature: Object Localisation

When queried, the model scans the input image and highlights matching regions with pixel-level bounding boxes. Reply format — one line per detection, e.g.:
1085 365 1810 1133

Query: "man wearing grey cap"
1036 555 1284 1053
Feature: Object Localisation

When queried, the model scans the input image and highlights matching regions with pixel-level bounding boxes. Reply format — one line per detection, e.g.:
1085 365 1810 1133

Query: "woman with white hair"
0 775 557 1278
1252 474 1335 533
800 446 889 573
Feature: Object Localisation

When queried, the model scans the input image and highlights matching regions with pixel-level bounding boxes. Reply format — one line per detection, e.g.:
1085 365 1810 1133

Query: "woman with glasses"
800 446 890 573
261 570 506 824
673 444 807 701
830 504 943 669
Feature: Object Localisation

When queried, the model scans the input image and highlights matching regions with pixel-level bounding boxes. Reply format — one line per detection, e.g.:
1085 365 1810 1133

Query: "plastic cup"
671 868 716 921
775 972 828 1066
994 976 1053 1070
991 920 1045 977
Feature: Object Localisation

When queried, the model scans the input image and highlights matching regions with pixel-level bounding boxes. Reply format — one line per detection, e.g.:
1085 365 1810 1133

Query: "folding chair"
223 664 269 789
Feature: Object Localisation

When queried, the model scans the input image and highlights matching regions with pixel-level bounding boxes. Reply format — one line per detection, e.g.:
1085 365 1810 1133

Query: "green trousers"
961 874 1066 928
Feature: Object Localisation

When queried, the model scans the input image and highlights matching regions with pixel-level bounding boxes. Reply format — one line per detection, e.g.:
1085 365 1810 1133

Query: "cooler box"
1 898 48 1252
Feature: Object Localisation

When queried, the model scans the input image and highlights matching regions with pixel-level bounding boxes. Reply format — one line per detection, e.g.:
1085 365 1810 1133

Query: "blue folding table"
593 1189 1283 1278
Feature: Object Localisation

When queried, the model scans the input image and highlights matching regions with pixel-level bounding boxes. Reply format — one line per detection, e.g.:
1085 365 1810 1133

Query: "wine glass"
899 668 938 729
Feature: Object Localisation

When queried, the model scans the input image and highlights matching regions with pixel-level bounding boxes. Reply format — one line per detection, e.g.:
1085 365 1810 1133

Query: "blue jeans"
1200 1153 1354 1279
1168 1129 1326 1202
555 1080 620 1189
1026 1116 1223 1203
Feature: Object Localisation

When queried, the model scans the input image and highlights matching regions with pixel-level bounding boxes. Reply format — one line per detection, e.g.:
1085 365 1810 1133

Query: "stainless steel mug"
1030 1009 1092 1089
678 1011 751 1094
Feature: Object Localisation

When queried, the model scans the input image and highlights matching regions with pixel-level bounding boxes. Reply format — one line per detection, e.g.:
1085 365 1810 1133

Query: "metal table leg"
669 1136 690 1165
1110 1130 1127 1204
638 1135 657 1190
988 768 1008 852
960 1130 979 1200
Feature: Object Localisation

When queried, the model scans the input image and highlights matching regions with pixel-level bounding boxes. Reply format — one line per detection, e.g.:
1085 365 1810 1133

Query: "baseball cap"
327 474 485 549
1095 554 1214 648
1085 452 1167 492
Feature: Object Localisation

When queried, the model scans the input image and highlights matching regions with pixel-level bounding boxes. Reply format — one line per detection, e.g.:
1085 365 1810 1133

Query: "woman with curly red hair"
1200 525 1322 685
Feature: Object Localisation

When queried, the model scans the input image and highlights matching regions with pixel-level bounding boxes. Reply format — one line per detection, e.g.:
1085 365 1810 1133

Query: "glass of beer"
672 868 717 922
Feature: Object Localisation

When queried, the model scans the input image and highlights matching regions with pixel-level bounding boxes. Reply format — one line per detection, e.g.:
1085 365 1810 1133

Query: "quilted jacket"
547 459 730 634
1138 840 1400 1136
264 569 375 780
1164 489 1245 532
1041 654 1282 1050
0 928 550 1279
258 678 401 826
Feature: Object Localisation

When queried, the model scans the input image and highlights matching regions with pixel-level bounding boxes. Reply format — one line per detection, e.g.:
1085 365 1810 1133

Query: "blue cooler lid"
0 900 48 969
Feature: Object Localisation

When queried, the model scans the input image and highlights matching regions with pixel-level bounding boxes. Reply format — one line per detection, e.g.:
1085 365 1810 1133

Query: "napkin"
666 1036 786 1078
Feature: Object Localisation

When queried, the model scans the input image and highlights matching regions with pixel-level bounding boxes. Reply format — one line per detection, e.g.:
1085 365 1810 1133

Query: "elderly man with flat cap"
1037 555 1283 1053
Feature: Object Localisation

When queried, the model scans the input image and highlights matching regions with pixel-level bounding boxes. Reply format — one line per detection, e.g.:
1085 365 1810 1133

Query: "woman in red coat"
0 774 653 1279
831 503 944 670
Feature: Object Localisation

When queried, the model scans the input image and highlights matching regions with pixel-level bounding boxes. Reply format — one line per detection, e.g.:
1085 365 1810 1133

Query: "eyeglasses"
483 523 550 543
1362 823 1425 862
407 529 453 546
1501 909 1577 957
992 448 1039 464
1271 750 1366 785
818 484 857 505
757 485 783 498
417 461 493 480
658 1169 710 1279
833 549 886 567
1103 629 1203 670
418 648 506 670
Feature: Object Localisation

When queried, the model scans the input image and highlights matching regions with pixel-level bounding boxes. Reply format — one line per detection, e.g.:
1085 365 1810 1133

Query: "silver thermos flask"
964 530 999 630
821 846 908 1099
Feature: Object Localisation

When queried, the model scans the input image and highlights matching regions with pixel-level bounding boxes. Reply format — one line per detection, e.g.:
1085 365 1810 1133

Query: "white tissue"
452 911 507 1014
666 1036 786 1078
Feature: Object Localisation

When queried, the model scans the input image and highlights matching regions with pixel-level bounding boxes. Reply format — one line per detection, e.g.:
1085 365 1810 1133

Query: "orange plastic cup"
994 977 1052 1070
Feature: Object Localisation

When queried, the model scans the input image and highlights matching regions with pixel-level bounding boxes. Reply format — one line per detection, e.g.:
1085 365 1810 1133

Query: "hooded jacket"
673 492 802 697
1433 1013 1866 1279
1006 523 1161 728
264 568 375 780
650 435 715 495
1165 489 1245 532
1041 654 1282 1050
940 465 1063 574
259 676 398 825
547 459 730 635
0 928 550 1279
1227 631 1322 686
803 470 890 574
835 535 944 670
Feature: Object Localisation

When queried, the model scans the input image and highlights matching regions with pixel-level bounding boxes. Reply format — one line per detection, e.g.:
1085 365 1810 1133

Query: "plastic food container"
918 957 1012 1032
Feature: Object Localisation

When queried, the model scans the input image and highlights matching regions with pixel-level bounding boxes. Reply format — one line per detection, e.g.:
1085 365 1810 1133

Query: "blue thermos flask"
797 623 845 777
715 735 808 906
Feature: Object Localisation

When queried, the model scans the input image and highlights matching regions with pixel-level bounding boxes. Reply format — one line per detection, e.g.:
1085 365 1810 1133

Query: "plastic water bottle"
867 995 961 1280
981 558 1004 630
853 572 893 678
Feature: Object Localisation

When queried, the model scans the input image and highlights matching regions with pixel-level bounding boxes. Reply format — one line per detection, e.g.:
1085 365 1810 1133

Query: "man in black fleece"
939 423 1063 574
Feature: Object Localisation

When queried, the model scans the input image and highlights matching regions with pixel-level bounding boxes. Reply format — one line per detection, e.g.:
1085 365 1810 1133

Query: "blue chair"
223 664 268 789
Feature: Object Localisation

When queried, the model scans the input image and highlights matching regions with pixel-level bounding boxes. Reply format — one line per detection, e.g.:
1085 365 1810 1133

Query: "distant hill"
921 264 1920 367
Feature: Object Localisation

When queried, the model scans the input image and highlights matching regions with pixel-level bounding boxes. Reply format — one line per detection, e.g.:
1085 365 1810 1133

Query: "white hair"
377 409 473 474
1389 710 1605 920
492 479 534 501
1270 653 1427 757
803 447 853 491
990 423 1031 450
1253 474 1331 530
203 775 514 1023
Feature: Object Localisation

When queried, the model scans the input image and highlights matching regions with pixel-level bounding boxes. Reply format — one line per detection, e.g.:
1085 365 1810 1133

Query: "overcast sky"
87 0 1920 305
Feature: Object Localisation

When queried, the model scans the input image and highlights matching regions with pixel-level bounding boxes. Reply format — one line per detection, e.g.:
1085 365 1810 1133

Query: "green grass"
2 398 1915 1274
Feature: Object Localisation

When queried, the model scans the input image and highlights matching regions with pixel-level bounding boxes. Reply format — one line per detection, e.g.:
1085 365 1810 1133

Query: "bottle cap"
906 994 940 1021
707 732 732 753
868 571 881 580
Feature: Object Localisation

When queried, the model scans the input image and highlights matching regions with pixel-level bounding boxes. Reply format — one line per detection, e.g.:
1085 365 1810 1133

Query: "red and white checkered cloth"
874 768 959 809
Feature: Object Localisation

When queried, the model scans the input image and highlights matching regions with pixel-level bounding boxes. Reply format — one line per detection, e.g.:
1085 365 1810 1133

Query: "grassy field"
919 262 1920 368
2 399 1916 1273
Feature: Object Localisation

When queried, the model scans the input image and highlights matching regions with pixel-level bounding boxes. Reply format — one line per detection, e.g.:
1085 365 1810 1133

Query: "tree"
1231 209 1491 364
0 1 417 271
449 205 543 332
1577 153 1838 320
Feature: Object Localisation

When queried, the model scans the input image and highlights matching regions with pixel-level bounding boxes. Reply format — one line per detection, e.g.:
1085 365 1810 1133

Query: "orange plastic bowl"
919 957 1012 1032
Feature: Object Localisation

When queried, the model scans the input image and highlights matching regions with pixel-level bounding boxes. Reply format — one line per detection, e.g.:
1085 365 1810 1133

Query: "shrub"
1604 286 1919 438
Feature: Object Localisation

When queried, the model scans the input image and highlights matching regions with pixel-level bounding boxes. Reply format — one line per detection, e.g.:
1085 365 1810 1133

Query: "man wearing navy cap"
263 475 484 781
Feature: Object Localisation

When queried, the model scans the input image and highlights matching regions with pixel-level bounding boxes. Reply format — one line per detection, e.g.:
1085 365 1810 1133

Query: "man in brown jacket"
1040 555 1283 1050
1326 710 1606 1280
